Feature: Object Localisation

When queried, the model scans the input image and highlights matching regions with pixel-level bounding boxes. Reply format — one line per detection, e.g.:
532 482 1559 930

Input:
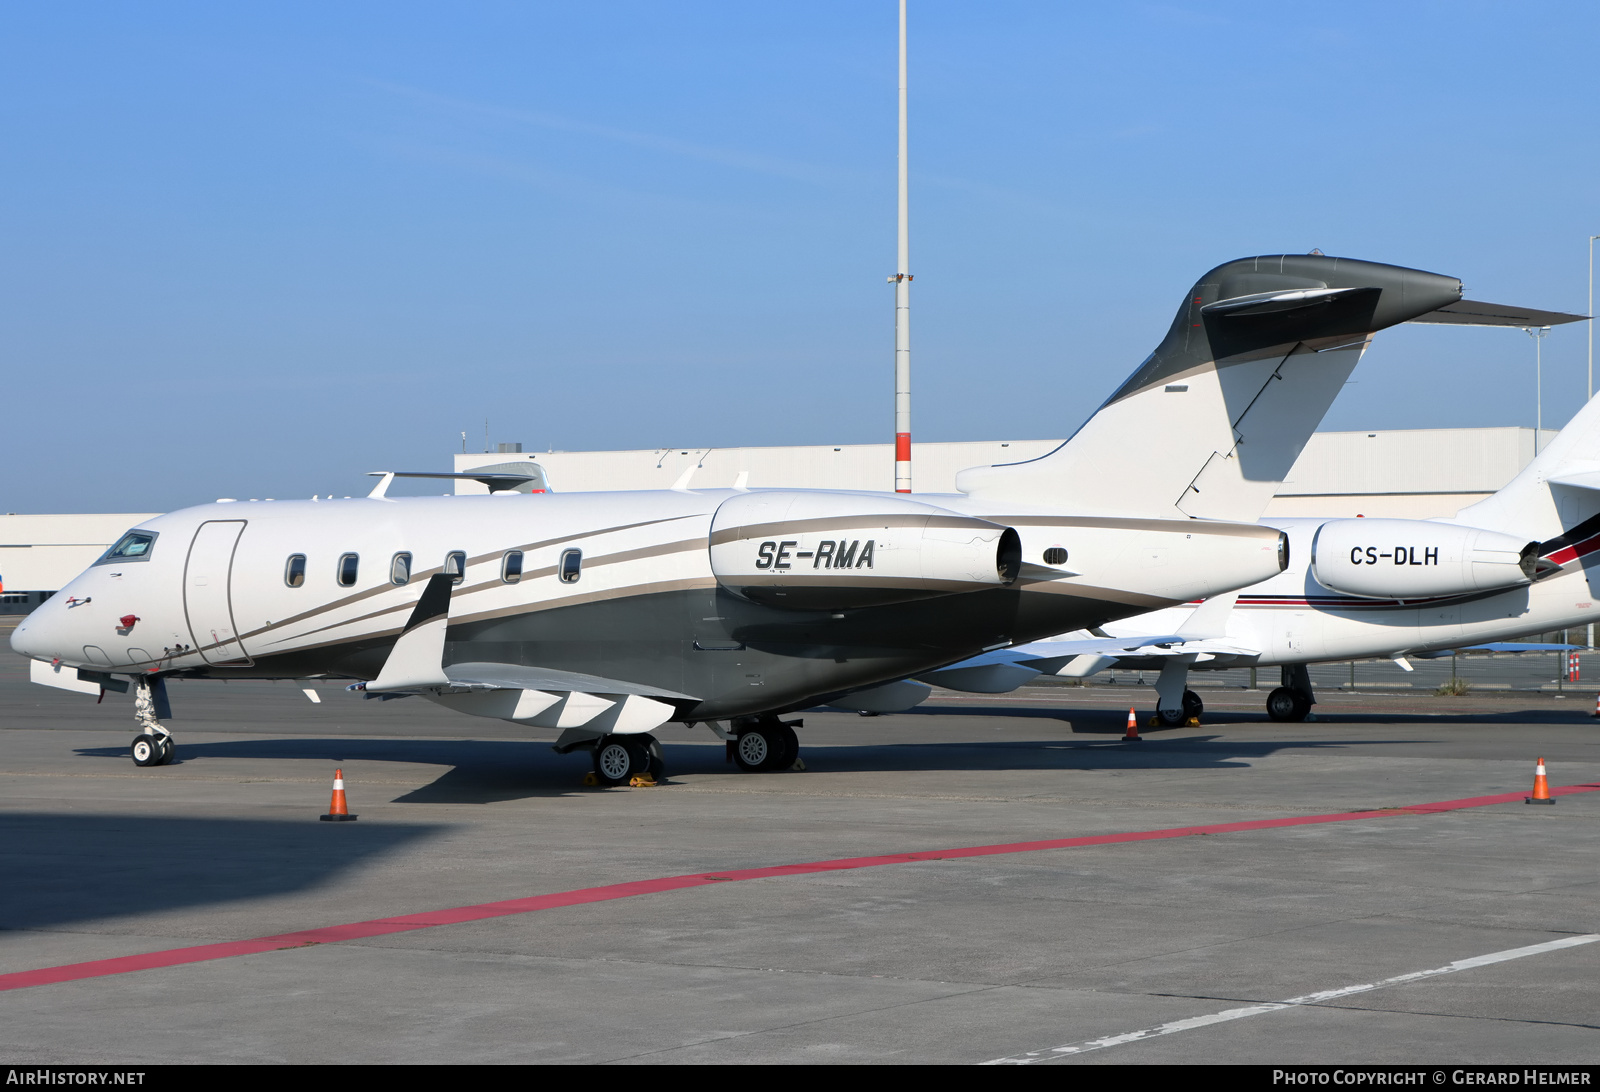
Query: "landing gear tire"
154 736 175 765
131 734 162 767
1266 687 1311 722
1183 690 1204 720
733 727 783 772
772 724 799 770
593 737 647 785
1155 706 1187 728
639 735 665 779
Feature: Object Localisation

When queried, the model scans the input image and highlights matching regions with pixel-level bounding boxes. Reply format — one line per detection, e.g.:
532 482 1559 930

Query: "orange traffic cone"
1525 757 1555 805
1592 693 1599 719
1124 708 1142 742
320 768 358 821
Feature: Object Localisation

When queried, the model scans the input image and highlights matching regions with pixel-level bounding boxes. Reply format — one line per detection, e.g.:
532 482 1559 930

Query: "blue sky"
3 2 1598 511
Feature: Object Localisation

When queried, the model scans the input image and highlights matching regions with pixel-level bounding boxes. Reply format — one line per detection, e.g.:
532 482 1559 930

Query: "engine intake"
1310 518 1539 600
710 491 1020 609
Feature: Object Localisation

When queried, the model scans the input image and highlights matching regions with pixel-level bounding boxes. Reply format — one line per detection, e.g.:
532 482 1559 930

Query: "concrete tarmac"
1 648 1598 1065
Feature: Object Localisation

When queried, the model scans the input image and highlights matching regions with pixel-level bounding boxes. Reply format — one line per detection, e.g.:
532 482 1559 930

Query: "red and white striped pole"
892 0 912 494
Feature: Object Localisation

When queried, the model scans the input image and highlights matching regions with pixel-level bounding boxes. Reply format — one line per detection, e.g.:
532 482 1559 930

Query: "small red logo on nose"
119 615 139 630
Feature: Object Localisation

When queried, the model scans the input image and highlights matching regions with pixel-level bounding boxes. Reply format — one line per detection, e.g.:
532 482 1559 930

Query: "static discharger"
1526 758 1555 805
1124 708 1142 743
321 768 357 821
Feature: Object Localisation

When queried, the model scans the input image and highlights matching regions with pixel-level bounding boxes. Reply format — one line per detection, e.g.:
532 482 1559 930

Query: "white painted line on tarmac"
981 933 1600 1065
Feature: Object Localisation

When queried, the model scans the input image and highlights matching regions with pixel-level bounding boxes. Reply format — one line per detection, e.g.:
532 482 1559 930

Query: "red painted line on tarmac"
5 781 1598 994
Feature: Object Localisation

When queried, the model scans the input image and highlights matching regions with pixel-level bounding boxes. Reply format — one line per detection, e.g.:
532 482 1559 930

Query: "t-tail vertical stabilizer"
956 255 1463 520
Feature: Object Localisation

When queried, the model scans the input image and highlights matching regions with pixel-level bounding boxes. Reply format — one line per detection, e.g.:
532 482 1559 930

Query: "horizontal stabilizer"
367 467 549 498
1409 300 1589 327
1545 471 1600 492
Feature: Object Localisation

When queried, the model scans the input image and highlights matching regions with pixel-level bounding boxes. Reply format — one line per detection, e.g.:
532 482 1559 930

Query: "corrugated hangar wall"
0 426 1552 605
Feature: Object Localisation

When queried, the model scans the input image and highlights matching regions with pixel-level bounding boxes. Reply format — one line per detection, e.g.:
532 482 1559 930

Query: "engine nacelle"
1310 518 1539 600
710 491 1021 609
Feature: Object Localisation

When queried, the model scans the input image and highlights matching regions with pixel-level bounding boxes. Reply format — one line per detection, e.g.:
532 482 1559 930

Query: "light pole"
1522 325 1551 443
1590 236 1599 401
891 0 912 493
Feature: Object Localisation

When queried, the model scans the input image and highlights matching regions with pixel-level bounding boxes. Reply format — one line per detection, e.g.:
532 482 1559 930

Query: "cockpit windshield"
97 531 157 565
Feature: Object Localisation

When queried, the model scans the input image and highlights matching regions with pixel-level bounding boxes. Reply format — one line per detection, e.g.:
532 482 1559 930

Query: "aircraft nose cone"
9 617 41 659
10 603 62 662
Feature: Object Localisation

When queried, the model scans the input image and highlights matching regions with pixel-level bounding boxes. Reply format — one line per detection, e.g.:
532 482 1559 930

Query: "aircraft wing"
915 634 1184 694
985 634 1187 661
442 662 698 701
1412 642 1581 657
1408 300 1589 327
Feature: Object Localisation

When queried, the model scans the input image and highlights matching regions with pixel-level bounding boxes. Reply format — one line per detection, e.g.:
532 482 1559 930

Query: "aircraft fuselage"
14 488 1285 721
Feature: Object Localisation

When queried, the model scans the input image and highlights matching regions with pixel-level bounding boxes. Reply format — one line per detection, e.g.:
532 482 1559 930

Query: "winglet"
368 573 454 692
1177 591 1240 639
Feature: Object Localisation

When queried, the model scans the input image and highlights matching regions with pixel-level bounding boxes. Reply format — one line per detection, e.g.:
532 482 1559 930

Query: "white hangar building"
452 425 1549 519
0 425 1554 611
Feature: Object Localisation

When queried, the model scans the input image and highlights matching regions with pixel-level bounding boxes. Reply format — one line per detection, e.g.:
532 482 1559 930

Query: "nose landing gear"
130 678 175 766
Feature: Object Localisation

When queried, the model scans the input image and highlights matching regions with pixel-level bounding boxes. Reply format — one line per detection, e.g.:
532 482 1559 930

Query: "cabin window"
285 554 306 587
444 550 467 586
337 553 359 587
96 531 157 565
559 548 582 584
390 552 412 586
502 550 524 584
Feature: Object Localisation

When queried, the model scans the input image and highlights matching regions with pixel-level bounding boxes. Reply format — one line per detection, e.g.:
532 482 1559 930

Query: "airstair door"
183 520 252 665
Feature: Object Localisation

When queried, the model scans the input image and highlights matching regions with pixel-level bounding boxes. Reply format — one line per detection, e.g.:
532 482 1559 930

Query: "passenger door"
184 520 252 665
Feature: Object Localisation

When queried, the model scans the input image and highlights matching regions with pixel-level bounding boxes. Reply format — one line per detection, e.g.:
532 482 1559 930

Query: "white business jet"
928 303 1594 725
13 254 1463 782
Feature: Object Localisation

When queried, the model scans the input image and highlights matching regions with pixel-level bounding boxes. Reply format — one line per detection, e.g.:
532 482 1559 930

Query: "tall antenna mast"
892 0 912 493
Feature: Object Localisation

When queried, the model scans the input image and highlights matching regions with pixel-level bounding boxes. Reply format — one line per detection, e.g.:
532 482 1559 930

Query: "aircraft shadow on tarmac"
0 812 443 931
906 701 1597 727
73 728 1409 806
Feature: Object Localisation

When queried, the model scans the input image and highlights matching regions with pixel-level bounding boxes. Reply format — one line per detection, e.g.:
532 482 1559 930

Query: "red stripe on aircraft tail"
4 782 1597 994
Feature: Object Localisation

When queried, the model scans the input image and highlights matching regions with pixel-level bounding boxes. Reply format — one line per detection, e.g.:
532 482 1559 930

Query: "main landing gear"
729 716 801 773
1154 689 1204 728
1266 664 1316 722
591 734 665 786
131 678 175 767
1151 656 1203 727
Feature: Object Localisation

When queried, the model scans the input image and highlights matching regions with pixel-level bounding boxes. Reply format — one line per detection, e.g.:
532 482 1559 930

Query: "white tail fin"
1453 393 1600 540
956 255 1462 521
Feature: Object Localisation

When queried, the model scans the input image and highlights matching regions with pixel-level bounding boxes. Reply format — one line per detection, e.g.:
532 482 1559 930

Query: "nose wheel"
131 733 174 767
